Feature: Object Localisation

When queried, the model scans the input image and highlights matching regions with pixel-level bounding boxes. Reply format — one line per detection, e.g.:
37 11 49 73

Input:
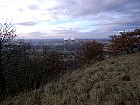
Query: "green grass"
1 53 140 105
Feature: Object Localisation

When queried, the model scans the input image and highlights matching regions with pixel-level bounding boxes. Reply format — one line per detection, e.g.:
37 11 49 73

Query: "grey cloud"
17 22 37 26
92 20 139 34
107 17 140 30
52 29 77 34
27 31 47 36
45 0 140 18
71 31 110 39
28 4 39 10
17 8 24 12
50 29 106 39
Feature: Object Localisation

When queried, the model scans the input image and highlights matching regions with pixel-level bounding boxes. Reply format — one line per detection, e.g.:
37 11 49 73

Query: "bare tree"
0 21 17 100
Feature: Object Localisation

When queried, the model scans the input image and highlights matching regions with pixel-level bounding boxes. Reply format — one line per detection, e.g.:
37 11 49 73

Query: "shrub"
79 40 104 65
108 28 140 55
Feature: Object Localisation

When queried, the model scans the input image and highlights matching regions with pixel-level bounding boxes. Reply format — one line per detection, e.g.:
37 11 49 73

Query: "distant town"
14 38 109 71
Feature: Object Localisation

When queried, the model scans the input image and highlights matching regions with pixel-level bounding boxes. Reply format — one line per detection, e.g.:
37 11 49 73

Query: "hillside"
1 53 140 105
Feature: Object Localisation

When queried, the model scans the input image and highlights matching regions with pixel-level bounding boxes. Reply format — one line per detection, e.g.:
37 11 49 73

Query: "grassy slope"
1 53 140 105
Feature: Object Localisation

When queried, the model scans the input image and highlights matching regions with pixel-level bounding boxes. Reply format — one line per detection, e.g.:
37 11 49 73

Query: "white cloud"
0 0 140 39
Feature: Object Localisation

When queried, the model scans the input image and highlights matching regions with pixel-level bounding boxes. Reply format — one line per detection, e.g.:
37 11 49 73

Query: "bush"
108 28 140 55
79 40 104 65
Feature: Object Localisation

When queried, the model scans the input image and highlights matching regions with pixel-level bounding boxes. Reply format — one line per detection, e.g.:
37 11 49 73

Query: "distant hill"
1 53 140 105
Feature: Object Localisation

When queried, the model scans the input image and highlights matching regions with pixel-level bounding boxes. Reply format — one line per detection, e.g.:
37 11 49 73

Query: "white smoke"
71 35 75 40
64 34 70 40
64 28 76 40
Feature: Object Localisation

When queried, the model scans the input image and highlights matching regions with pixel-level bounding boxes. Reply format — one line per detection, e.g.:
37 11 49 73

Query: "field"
1 53 140 105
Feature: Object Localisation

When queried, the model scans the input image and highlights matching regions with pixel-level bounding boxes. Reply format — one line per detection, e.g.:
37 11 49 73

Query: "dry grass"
1 53 140 105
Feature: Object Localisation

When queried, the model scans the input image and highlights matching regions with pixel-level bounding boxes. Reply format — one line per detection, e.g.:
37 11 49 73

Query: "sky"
0 0 140 39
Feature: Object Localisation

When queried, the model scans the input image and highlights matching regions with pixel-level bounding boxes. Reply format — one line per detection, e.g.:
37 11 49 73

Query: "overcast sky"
1 0 140 39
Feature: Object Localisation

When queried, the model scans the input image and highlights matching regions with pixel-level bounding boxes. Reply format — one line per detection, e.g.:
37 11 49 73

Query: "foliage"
0 21 17 101
79 40 104 65
0 21 66 100
3 44 66 96
44 51 66 81
108 28 140 55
